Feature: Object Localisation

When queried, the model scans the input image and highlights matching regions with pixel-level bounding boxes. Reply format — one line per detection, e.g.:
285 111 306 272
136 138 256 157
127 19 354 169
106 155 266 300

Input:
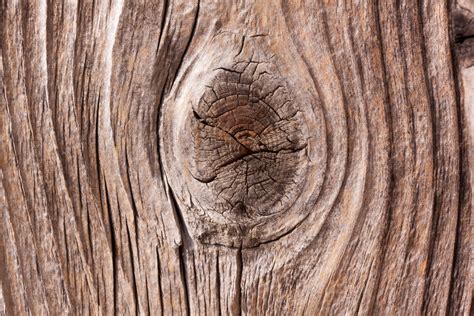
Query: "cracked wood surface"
0 0 472 315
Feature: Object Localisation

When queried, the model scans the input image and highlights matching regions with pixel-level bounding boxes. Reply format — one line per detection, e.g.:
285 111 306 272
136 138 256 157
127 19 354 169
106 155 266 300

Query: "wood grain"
0 0 471 315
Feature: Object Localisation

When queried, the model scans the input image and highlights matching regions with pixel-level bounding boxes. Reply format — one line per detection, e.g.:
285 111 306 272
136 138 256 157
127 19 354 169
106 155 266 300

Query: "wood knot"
190 61 308 221
161 35 326 248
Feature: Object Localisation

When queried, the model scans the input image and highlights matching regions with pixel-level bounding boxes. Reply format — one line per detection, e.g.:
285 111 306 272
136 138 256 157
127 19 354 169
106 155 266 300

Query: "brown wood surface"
0 0 472 315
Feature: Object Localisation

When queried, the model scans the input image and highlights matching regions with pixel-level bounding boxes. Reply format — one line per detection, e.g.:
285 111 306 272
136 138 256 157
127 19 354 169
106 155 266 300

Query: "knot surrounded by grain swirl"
161 35 326 248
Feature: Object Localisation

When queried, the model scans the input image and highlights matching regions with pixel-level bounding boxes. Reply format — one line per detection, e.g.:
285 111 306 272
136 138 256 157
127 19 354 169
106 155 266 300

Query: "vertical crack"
236 248 243 316
104 183 117 316
166 0 200 93
168 186 192 314
168 186 193 248
176 245 190 316
125 221 139 315
215 250 222 316
155 246 164 316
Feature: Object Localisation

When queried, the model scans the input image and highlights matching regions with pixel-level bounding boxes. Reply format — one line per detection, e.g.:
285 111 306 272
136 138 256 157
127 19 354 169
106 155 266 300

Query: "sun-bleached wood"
0 0 471 315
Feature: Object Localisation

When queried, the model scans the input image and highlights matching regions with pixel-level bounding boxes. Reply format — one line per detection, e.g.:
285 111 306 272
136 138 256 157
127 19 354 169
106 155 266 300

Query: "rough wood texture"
0 0 471 315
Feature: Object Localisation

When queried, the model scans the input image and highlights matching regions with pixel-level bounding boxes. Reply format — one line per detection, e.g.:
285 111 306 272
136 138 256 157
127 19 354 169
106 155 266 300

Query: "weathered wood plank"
0 0 471 315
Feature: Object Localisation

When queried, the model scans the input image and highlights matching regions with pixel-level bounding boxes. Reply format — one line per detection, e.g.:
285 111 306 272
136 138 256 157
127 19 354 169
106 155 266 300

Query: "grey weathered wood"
0 0 471 315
